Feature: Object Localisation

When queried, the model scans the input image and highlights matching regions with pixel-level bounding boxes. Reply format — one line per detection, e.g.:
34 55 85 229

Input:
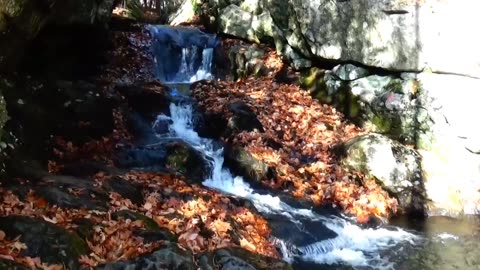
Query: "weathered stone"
0 215 88 270
202 0 480 77
338 133 425 215
228 45 268 80
224 145 273 184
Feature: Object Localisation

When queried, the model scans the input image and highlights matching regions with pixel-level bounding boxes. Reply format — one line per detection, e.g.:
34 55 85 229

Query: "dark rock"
59 161 111 177
37 186 107 211
135 229 176 243
105 177 144 205
0 259 32 270
36 174 109 210
0 215 88 270
164 140 210 184
126 112 162 145
153 114 172 135
97 244 194 270
0 0 114 72
72 218 95 240
224 145 273 184
208 248 293 270
268 215 337 248
112 210 160 231
117 81 170 119
195 111 228 139
227 102 264 133
114 146 168 169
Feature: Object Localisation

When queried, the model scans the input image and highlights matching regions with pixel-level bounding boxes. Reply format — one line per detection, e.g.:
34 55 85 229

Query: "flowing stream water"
147 26 480 270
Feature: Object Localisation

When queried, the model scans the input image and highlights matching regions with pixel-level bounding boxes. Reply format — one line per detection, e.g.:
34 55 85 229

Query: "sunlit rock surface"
320 67 480 216
199 0 480 77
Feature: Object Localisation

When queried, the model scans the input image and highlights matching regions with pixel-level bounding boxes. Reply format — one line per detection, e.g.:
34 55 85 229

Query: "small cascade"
154 103 420 269
147 25 216 83
146 25 480 270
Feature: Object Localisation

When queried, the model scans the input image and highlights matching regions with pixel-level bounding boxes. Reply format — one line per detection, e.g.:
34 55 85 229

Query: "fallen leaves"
192 73 397 221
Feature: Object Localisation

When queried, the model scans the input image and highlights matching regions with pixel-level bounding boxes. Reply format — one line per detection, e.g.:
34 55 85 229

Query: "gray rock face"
200 0 480 77
320 66 480 217
339 133 425 214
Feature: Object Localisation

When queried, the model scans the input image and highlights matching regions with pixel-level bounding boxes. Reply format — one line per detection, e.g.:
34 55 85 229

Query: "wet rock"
37 186 108 211
224 145 273 184
205 248 293 270
268 215 337 248
117 81 170 118
97 244 194 270
164 140 210 184
227 102 264 133
0 215 88 270
105 177 144 205
195 111 228 139
115 139 210 183
115 146 168 169
153 114 173 135
338 133 425 215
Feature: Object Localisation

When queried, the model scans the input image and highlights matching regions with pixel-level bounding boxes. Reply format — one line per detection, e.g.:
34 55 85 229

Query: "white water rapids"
152 103 419 269
146 26 478 269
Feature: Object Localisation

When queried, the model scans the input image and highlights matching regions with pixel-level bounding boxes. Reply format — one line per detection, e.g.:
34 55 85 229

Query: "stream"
146 25 480 270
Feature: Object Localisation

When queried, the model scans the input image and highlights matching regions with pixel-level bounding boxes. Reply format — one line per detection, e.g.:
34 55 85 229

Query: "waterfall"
148 25 424 270
154 103 419 269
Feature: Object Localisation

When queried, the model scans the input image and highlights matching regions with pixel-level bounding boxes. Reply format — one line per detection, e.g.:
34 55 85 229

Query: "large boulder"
314 66 480 217
338 133 424 215
199 0 480 77
0 215 88 270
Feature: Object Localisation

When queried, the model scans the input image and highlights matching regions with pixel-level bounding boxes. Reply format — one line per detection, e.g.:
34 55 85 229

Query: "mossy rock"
112 210 161 230
97 244 194 270
165 140 209 184
0 215 88 270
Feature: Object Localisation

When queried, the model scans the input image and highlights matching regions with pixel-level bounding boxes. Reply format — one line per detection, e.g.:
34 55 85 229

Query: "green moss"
68 231 88 257
370 114 392 133
166 146 190 175
385 79 404 94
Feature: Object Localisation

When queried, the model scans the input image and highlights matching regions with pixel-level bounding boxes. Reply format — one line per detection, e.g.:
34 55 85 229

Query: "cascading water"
147 25 480 270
